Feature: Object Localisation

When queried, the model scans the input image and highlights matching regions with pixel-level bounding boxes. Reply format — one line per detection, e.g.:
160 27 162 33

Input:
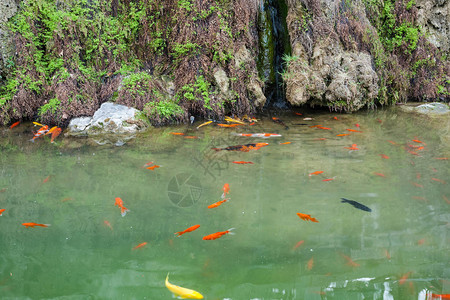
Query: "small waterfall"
257 0 291 108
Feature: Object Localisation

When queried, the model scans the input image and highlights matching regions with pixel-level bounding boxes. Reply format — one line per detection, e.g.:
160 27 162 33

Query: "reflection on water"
0 107 449 299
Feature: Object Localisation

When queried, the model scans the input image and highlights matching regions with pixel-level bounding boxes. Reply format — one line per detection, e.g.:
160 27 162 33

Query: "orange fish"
0 209 5 216
217 123 242 128
221 183 230 198
407 149 419 156
399 271 412 285
344 144 359 150
428 293 450 299
43 176 50 183
294 112 302 116
114 197 130 217
170 132 185 135
412 139 424 144
336 133 351 136
384 249 391 259
322 178 335 182
411 182 423 188
22 222 50 228
292 240 304 250
142 161 154 168
387 140 396 145
30 125 49 142
175 224 201 237
104 220 113 231
279 142 291 145
309 171 324 176
434 157 448 160
297 212 319 222
416 146 424 151
249 122 255 125
208 198 229 209
314 138 327 141
147 165 160 170
346 129 362 133
232 161 253 164
184 136 198 139
431 178 445 184
333 116 338 120
203 228 234 240
307 257 314 270
374 172 386 177
340 253 360 267
132 242 148 250
443 195 450 204
50 127 62 143
417 238 425 245
416 173 421 179
379 154 389 159
377 119 382 123
317 126 331 130
355 123 360 127
61 197 74 202
309 125 323 128
9 121 20 129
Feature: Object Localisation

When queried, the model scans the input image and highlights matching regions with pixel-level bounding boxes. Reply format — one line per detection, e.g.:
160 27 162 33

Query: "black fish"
292 123 308 126
340 198 372 212
211 143 268 152
272 117 289 130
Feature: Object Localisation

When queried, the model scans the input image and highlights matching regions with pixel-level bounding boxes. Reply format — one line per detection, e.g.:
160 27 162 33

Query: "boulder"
397 102 450 115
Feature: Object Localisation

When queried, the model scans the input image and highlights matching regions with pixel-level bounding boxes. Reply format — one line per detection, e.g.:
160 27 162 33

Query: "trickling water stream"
258 0 291 108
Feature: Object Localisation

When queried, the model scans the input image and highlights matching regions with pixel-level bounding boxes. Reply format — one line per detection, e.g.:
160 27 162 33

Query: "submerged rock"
67 102 148 145
398 102 450 115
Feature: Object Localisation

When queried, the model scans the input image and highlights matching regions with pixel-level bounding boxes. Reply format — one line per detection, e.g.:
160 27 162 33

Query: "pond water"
0 107 449 299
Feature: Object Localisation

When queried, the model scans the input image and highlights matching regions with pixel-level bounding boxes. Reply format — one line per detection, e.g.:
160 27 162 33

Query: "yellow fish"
196 120 213 129
165 274 203 299
224 116 246 125
33 121 45 127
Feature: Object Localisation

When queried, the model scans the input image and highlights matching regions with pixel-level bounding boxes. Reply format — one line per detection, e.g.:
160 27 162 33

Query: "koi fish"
184 136 199 139
384 249 391 259
170 132 185 135
212 143 268 152
322 178 334 182
344 144 359 150
249 122 255 125
296 212 319 222
399 271 412 285
147 165 160 170
434 157 448 160
142 161 154 168
203 228 235 240
309 125 323 128
379 154 389 159
224 116 246 125
114 197 130 217
417 238 425 245
165 273 203 299
217 123 242 128
333 116 338 120
340 198 372 212
307 257 314 270
175 224 201 237
336 133 351 136
374 172 386 177
317 126 331 130
221 183 230 198
233 133 281 138
50 127 62 143
43 176 50 183
444 195 450 204
407 149 419 156
294 112 302 116
32 121 45 127
412 139 424 144
208 198 229 209
346 129 362 133
9 121 20 129
132 242 147 250
272 117 289 129
431 178 445 184
309 171 324 176
232 161 253 164
0 209 5 216
292 240 304 250
428 293 450 299
411 182 423 188
104 220 113 231
387 140 396 145
355 123 360 128
22 222 50 228
30 125 49 142
196 120 213 129
279 142 291 145
340 253 360 267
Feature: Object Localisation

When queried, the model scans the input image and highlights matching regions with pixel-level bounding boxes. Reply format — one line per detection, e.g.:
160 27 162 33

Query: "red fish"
203 228 234 240
0 209 5 216
294 112 302 116
9 121 20 129
221 183 230 198
142 161 154 168
379 154 389 159
309 171 324 176
355 123 360 128
147 165 160 170
249 122 255 126
322 178 335 182
170 132 185 135
428 293 450 299
22 222 50 228
292 240 304 250
336 133 351 136
340 253 360 267
132 242 148 250
399 272 412 285
297 212 319 222
208 198 229 209
175 224 201 237
43 176 50 183
232 161 253 164
431 178 445 184
104 220 113 231
333 116 338 120
374 172 386 177
114 197 130 217
307 257 314 270
344 144 359 150
346 129 362 133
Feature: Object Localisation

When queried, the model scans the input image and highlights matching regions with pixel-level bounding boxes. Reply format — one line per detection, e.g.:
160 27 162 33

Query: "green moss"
39 97 61 116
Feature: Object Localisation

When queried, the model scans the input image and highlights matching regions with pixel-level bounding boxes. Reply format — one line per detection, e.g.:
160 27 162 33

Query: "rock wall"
0 0 18 77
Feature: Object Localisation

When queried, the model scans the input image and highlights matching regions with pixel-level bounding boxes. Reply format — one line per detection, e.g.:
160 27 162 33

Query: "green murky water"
0 107 449 299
